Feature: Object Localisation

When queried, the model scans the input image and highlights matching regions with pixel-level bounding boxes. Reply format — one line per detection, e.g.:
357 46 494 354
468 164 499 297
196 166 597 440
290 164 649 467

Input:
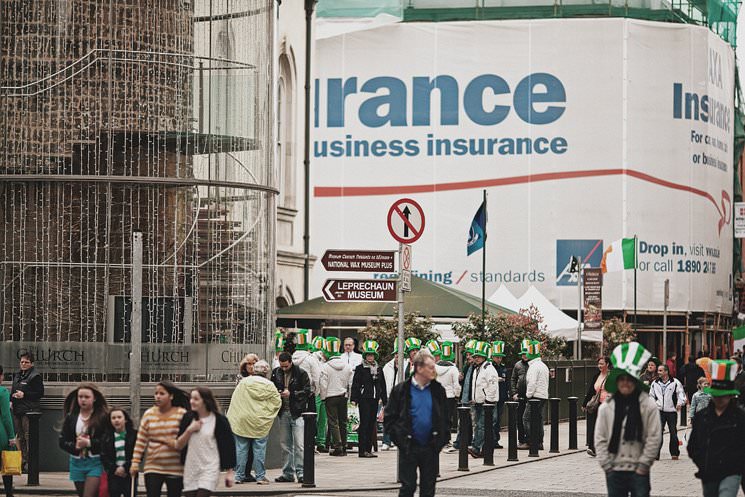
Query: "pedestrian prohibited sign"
387 198 425 244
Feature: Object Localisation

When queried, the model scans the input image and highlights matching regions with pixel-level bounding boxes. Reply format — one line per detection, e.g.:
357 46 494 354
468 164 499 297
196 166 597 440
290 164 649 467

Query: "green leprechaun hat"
465 339 478 354
324 336 342 357
472 340 492 359
526 340 541 360
606 341 653 394
275 331 285 352
491 341 506 358
404 337 422 354
519 338 532 355
704 360 741 397
311 336 326 353
425 340 442 357
361 340 380 359
441 341 455 361
295 329 312 350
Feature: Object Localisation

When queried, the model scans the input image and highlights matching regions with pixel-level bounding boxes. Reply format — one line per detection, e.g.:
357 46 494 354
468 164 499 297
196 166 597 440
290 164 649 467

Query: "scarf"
608 389 643 454
364 361 379 379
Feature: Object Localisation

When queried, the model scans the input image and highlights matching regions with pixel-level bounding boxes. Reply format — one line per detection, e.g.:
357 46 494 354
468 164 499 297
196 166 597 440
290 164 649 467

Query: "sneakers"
257 478 270 485
671 456 679 460
494 443 504 449
468 447 483 458
444 446 458 454
274 475 294 483
360 452 378 458
329 448 345 456
381 443 391 451
317 445 329 453
587 448 597 457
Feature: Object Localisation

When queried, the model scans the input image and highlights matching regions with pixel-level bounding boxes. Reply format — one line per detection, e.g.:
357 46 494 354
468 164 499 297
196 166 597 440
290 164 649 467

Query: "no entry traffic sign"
322 279 397 302
387 198 425 244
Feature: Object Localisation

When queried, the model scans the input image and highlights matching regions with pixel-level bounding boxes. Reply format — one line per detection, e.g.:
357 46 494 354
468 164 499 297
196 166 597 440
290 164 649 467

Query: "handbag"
1 448 21 476
586 377 607 415
98 471 109 497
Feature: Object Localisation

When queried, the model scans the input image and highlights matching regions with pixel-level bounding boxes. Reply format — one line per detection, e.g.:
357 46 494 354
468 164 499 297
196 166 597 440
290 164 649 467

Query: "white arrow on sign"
323 280 335 301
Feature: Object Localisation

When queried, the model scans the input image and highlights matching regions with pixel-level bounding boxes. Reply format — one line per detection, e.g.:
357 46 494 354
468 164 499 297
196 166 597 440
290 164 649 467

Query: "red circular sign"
387 198 425 244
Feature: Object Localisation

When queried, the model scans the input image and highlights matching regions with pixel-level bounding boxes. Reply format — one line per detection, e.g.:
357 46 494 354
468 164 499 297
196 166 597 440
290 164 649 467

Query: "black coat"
271 364 313 419
351 364 388 404
384 378 449 453
58 414 106 457
178 411 236 471
100 428 138 474
582 371 602 407
681 363 706 395
687 401 745 483
509 360 529 399
10 368 44 415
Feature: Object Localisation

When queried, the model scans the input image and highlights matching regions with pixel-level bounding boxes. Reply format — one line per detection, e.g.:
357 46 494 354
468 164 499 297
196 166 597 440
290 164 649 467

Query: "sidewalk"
16 420 590 496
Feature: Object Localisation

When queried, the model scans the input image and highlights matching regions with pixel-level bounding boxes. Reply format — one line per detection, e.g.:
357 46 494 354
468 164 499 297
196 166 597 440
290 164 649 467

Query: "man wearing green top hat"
403 337 422 380
491 341 508 449
319 337 353 456
310 336 329 452
433 341 461 437
468 341 498 458
351 340 387 458
450 338 477 452
519 340 549 450
688 359 745 497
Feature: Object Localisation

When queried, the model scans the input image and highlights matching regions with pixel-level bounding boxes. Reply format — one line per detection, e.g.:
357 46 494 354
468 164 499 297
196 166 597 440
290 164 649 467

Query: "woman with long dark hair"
101 408 137 497
583 356 610 457
59 383 110 497
130 381 189 497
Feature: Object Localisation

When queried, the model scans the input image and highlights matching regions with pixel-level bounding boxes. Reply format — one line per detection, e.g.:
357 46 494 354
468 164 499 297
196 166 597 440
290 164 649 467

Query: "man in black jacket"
384 350 449 497
687 359 745 497
11 351 44 471
509 344 529 445
351 340 387 458
271 352 313 484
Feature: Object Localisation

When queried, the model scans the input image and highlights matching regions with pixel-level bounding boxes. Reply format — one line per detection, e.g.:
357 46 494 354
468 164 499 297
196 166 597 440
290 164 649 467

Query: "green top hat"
275 331 285 351
295 329 312 350
526 340 541 360
472 340 492 359
491 341 506 358
404 337 422 354
606 341 652 394
311 336 326 352
519 338 532 355
324 336 342 357
704 360 741 397
465 339 477 354
425 340 442 356
440 341 455 361
361 340 380 359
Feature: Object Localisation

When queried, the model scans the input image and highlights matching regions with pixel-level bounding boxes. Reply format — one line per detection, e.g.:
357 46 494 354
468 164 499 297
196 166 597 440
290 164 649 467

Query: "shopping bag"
1 449 21 476
98 471 108 497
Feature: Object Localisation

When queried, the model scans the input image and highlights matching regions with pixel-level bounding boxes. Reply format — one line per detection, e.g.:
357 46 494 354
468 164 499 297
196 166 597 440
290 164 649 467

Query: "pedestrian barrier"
549 398 560 454
528 399 541 457
27 411 41 486
568 397 578 450
457 406 471 471
301 412 317 488
506 401 518 462
483 403 495 466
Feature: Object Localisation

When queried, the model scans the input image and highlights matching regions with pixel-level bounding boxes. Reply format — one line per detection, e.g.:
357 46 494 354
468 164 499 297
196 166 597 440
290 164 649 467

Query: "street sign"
322 279 397 302
321 250 396 272
583 268 603 331
401 244 412 292
387 198 425 244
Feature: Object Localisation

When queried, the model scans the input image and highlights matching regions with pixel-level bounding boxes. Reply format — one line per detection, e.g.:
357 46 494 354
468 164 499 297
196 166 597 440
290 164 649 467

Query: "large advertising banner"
311 19 734 313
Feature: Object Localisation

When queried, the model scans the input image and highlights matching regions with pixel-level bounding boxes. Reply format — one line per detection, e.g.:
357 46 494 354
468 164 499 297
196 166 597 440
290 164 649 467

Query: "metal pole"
481 189 487 333
301 412 317 488
549 398 560 453
302 0 316 301
663 278 669 366
396 243 405 384
634 235 638 334
457 406 471 471
578 256 583 360
506 401 518 462
568 397 578 450
483 403 495 466
130 231 143 421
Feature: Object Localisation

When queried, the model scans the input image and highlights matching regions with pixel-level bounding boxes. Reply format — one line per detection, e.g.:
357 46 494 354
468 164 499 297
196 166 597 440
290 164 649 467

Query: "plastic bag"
1 449 21 476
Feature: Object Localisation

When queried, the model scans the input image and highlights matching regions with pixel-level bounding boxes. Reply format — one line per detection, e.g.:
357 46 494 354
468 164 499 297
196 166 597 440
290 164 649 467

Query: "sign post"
130 230 142 421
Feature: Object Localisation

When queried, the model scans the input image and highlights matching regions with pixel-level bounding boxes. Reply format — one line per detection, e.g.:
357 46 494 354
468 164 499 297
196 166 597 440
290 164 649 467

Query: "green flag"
733 326 745 340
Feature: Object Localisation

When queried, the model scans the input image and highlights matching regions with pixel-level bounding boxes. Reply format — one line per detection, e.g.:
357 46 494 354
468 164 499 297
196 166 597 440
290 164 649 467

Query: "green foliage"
452 306 566 366
359 312 438 360
602 317 636 352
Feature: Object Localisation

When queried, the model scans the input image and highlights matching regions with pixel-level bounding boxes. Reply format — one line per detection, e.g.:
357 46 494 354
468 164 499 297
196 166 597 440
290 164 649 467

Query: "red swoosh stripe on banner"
314 168 731 234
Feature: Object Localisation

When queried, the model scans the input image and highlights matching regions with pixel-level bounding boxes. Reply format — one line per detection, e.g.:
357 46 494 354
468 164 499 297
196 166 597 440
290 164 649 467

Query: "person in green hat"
310 336 329 452
490 341 507 449
688 359 745 497
319 337 353 456
434 341 460 440
594 342 662 497
468 341 498 458
403 337 422 380
351 340 387 458
519 340 549 451
510 339 531 446
450 338 477 453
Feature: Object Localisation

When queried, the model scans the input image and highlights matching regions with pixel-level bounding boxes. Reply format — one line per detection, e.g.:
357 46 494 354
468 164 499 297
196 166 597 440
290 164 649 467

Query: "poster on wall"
311 19 734 313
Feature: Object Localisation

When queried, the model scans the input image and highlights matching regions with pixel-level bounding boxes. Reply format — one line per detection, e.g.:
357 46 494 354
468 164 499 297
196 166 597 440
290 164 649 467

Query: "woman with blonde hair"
237 354 259 383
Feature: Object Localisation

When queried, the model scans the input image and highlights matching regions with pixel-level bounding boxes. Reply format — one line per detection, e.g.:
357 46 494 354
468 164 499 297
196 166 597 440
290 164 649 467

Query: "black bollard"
528 399 541 457
26 411 41 486
506 401 518 462
457 406 471 471
301 412 317 488
680 404 687 427
549 398 560 454
483 404 495 466
568 397 578 450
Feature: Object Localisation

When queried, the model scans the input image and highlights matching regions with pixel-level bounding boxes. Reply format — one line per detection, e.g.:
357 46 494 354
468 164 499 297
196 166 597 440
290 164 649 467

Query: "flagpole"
634 234 638 334
481 189 487 334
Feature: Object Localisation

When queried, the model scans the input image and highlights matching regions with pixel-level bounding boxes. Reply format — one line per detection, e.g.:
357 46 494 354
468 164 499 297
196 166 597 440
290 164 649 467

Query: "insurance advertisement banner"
311 19 734 313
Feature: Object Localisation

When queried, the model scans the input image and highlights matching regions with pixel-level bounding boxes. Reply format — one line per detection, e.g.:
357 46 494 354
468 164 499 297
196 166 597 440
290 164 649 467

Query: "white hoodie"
525 357 550 400
470 360 498 404
292 350 322 395
383 357 409 397
319 356 353 400
435 361 461 399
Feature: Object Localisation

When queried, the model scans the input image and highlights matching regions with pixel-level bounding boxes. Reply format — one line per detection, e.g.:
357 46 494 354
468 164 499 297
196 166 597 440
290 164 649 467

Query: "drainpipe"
303 0 316 301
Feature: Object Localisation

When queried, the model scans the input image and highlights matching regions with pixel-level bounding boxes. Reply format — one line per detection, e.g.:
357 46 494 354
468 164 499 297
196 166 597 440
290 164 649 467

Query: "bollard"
457 406 471 471
680 404 687 427
528 399 541 457
483 404 495 466
506 401 518 462
26 411 41 486
568 397 578 450
549 398 560 454
301 412 317 488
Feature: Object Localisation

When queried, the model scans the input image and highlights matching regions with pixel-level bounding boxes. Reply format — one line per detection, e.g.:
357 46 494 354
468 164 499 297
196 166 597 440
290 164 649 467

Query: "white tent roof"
487 284 520 312
516 285 602 343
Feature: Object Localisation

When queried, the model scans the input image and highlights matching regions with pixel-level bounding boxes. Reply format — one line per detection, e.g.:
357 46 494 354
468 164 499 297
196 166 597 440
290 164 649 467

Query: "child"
101 408 137 497
688 376 711 424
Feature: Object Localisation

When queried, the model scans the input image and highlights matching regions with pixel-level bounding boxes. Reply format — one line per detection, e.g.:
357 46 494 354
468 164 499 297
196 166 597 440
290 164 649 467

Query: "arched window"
277 54 295 208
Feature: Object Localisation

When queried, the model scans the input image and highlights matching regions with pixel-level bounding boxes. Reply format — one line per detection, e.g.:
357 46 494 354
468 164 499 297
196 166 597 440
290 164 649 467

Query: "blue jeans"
471 404 484 452
234 434 268 481
605 471 650 497
279 411 304 479
702 474 741 497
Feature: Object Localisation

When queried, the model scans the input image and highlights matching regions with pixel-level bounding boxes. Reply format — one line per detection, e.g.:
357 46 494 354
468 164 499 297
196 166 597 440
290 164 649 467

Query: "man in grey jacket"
595 342 662 497
509 345 530 445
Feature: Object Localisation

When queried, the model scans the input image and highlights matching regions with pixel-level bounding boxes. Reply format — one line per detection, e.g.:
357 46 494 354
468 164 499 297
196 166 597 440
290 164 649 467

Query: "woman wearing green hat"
351 341 387 458
595 342 662 497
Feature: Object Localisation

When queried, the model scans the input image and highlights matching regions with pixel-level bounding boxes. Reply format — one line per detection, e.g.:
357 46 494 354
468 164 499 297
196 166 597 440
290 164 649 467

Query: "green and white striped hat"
465 339 478 354
440 341 455 361
526 340 541 360
404 337 422 354
311 336 326 352
472 340 492 359
275 331 285 352
361 340 380 359
519 338 532 355
705 360 741 397
295 329 312 350
606 341 652 393
324 336 342 357
491 341 506 358
425 340 442 356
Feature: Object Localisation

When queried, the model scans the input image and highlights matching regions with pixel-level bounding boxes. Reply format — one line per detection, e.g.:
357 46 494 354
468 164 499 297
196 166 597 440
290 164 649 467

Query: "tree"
602 317 636 353
359 312 437 360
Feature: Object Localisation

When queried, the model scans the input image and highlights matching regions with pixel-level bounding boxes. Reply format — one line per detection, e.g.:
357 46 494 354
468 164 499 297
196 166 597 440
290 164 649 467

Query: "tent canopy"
488 284 520 312
516 285 602 342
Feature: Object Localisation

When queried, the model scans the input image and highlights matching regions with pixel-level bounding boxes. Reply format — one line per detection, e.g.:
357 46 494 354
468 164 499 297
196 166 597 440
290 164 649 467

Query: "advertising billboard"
311 19 734 313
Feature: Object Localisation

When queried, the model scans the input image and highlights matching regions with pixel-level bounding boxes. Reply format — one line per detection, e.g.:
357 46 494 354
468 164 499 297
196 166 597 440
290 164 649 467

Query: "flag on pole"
733 325 745 341
467 200 487 255
601 238 636 273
